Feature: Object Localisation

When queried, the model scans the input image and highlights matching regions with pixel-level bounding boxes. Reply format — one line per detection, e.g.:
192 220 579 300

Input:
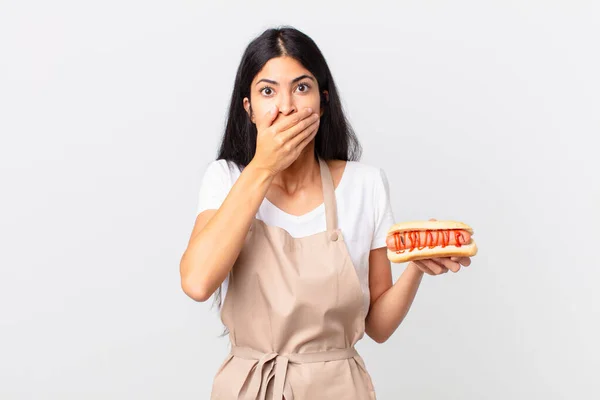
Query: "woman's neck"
271 145 320 195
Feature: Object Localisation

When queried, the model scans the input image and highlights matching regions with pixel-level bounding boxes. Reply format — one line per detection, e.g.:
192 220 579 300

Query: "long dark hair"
212 26 362 313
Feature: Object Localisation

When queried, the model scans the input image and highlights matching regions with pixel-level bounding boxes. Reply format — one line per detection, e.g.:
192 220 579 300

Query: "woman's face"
243 56 327 126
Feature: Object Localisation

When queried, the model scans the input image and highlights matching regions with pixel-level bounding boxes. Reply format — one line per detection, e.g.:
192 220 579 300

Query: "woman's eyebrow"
291 74 315 84
255 75 315 86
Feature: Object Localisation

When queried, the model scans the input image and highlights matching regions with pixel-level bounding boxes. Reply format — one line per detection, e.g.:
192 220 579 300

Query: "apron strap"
318 157 337 233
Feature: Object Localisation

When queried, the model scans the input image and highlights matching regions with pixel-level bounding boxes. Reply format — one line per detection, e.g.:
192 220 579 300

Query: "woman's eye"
297 83 310 92
260 87 274 96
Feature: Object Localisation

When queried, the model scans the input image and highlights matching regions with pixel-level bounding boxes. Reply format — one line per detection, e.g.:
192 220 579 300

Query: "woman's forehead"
253 56 314 84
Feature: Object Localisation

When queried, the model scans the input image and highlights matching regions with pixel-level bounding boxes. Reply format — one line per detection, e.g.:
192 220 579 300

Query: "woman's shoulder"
196 159 243 214
342 160 387 184
204 158 241 172
345 159 382 172
341 160 391 204
201 158 242 182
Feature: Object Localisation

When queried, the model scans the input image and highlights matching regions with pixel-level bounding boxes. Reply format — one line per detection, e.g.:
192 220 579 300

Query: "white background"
1 1 598 399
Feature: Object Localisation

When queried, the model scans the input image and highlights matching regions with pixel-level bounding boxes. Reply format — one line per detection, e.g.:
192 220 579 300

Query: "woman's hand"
411 256 471 275
410 218 472 276
250 105 320 176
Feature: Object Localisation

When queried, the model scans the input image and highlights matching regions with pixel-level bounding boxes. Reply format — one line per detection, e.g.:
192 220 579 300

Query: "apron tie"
231 345 359 400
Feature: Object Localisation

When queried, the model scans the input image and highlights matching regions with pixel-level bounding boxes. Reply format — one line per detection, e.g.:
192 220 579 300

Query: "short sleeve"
370 167 396 250
196 160 234 215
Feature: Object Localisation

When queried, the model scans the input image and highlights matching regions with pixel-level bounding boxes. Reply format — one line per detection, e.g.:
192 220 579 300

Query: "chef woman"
180 26 471 399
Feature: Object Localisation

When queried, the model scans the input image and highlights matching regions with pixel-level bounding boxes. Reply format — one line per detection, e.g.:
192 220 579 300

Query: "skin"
180 56 472 344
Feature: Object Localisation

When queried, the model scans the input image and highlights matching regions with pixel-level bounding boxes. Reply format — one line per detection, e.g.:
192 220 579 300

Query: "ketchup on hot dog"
386 229 471 253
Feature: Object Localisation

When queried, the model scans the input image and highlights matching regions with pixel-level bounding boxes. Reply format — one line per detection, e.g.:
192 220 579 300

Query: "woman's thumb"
268 105 279 121
258 106 278 130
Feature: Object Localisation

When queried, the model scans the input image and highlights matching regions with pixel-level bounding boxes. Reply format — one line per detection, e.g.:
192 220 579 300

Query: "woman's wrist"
246 159 277 183
406 261 425 277
247 159 277 180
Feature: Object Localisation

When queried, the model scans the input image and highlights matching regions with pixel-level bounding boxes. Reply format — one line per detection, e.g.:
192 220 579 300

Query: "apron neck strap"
318 157 337 231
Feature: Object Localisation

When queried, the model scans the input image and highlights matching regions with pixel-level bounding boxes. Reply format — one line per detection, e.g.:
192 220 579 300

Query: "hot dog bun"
386 220 478 264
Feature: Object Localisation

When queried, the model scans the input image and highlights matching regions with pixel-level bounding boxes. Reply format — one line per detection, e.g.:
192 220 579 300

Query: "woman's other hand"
411 256 471 275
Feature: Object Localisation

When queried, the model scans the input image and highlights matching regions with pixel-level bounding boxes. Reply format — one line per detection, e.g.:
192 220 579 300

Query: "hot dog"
386 220 478 263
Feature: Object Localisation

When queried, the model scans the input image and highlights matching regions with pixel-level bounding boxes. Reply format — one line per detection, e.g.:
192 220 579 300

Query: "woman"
180 26 471 399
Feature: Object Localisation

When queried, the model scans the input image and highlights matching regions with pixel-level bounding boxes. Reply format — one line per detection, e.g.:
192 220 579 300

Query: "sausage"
386 229 472 252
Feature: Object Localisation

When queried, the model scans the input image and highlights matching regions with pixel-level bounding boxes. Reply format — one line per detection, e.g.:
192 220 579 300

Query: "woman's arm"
364 247 425 343
180 161 275 302
180 107 320 302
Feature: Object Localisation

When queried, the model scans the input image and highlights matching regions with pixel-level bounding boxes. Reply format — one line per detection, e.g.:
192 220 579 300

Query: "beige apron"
210 157 376 399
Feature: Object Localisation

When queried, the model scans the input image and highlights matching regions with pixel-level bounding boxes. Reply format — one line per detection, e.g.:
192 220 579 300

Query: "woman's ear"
243 97 255 123
320 90 329 116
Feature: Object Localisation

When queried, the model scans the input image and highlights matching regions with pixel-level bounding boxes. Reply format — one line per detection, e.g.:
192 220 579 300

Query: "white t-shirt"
196 159 396 314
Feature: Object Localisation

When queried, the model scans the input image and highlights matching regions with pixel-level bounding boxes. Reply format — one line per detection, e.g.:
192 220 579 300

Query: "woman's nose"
277 94 296 115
